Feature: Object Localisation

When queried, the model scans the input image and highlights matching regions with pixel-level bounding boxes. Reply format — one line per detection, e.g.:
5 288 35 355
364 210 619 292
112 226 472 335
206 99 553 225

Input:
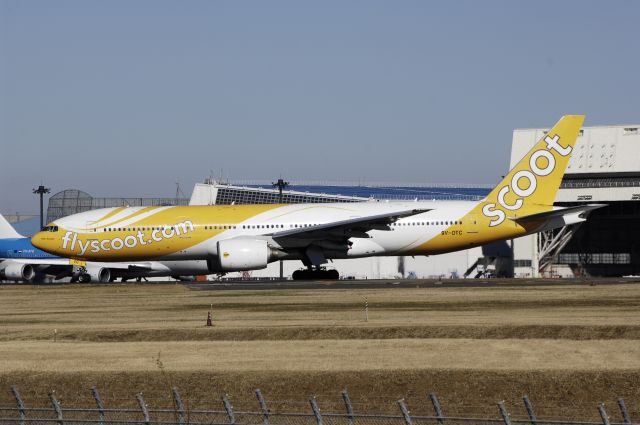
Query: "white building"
511 124 640 278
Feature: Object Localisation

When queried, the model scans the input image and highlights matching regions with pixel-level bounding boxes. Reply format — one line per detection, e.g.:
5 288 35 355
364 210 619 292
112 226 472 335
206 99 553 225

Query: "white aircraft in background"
33 115 602 280
0 214 211 282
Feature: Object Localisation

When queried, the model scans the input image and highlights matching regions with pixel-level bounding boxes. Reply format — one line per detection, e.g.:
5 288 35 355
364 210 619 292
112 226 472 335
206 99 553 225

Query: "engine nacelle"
1 262 35 281
85 267 111 283
217 239 269 271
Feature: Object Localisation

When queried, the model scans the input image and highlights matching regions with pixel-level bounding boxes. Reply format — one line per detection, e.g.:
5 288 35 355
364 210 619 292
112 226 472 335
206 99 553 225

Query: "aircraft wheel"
292 268 339 280
326 269 340 280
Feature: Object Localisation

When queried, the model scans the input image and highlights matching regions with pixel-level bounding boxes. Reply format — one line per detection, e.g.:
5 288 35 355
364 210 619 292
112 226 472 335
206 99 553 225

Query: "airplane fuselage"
0 238 57 260
32 200 550 263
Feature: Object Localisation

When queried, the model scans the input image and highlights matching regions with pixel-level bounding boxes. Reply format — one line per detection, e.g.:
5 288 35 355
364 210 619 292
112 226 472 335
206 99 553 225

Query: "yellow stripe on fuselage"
78 206 158 230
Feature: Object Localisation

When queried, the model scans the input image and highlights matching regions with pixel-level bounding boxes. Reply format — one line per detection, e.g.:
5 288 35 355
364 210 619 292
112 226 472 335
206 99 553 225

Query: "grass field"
0 281 639 418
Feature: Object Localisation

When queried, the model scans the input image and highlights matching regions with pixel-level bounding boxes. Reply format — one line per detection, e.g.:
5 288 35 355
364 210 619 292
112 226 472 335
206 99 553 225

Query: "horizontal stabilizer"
509 204 605 223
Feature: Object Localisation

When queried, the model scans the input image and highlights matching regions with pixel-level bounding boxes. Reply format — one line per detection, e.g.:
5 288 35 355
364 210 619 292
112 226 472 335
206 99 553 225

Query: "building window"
614 253 631 264
514 259 532 268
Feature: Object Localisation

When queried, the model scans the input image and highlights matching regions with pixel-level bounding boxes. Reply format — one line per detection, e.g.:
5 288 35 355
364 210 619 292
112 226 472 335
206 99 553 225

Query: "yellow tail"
481 115 584 227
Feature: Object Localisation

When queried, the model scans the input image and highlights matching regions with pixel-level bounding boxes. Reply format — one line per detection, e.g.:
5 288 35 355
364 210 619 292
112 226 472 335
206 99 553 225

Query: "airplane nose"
31 231 46 250
31 230 58 255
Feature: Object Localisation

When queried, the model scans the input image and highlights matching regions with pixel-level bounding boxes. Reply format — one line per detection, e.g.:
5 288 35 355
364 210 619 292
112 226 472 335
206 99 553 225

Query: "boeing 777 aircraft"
33 115 601 280
0 214 212 282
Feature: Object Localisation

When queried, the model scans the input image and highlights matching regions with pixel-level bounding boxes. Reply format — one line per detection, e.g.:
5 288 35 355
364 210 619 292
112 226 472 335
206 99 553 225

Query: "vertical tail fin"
0 214 24 238
481 115 584 226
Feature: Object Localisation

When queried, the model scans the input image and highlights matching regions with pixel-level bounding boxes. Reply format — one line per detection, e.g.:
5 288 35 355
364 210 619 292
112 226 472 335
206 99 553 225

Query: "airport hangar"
41 124 640 280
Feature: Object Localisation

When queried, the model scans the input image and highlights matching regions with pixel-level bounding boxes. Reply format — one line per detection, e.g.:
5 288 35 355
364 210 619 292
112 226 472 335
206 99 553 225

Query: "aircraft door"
465 214 480 235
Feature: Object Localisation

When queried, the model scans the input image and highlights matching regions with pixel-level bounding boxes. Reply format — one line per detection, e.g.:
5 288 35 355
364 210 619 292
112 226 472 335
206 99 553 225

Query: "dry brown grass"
1 338 639 372
7 324 640 342
0 282 639 415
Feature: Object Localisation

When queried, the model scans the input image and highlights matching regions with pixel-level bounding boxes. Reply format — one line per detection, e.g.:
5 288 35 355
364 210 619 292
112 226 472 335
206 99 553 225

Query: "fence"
0 386 636 425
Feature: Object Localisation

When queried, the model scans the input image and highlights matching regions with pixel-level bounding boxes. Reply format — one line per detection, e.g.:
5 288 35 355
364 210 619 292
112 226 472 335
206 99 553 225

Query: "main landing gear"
292 266 340 281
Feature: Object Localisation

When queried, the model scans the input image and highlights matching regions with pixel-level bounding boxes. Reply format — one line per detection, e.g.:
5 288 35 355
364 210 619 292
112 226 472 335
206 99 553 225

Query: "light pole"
272 178 289 203
272 178 289 280
33 185 51 230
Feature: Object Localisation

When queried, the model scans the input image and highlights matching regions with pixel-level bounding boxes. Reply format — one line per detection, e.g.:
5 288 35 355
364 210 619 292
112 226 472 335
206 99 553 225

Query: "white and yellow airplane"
33 115 601 279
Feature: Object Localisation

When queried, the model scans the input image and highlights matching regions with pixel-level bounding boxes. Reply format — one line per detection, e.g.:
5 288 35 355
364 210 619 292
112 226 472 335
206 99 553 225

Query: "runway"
184 277 640 291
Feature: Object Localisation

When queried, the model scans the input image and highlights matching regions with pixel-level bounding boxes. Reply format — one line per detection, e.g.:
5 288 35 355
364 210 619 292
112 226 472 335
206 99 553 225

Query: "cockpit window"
43 226 59 232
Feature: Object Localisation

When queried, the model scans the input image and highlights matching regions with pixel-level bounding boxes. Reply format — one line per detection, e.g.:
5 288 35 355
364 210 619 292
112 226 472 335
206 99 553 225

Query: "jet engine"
1 262 35 281
83 266 111 283
217 239 269 271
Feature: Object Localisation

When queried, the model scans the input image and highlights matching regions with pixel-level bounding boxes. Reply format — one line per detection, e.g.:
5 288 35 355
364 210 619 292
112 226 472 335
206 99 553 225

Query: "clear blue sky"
1 1 639 214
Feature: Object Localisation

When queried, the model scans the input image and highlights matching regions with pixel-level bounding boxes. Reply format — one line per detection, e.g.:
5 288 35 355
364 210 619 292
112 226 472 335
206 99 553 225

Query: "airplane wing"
7 258 72 266
7 258 154 270
267 208 430 244
508 204 605 223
